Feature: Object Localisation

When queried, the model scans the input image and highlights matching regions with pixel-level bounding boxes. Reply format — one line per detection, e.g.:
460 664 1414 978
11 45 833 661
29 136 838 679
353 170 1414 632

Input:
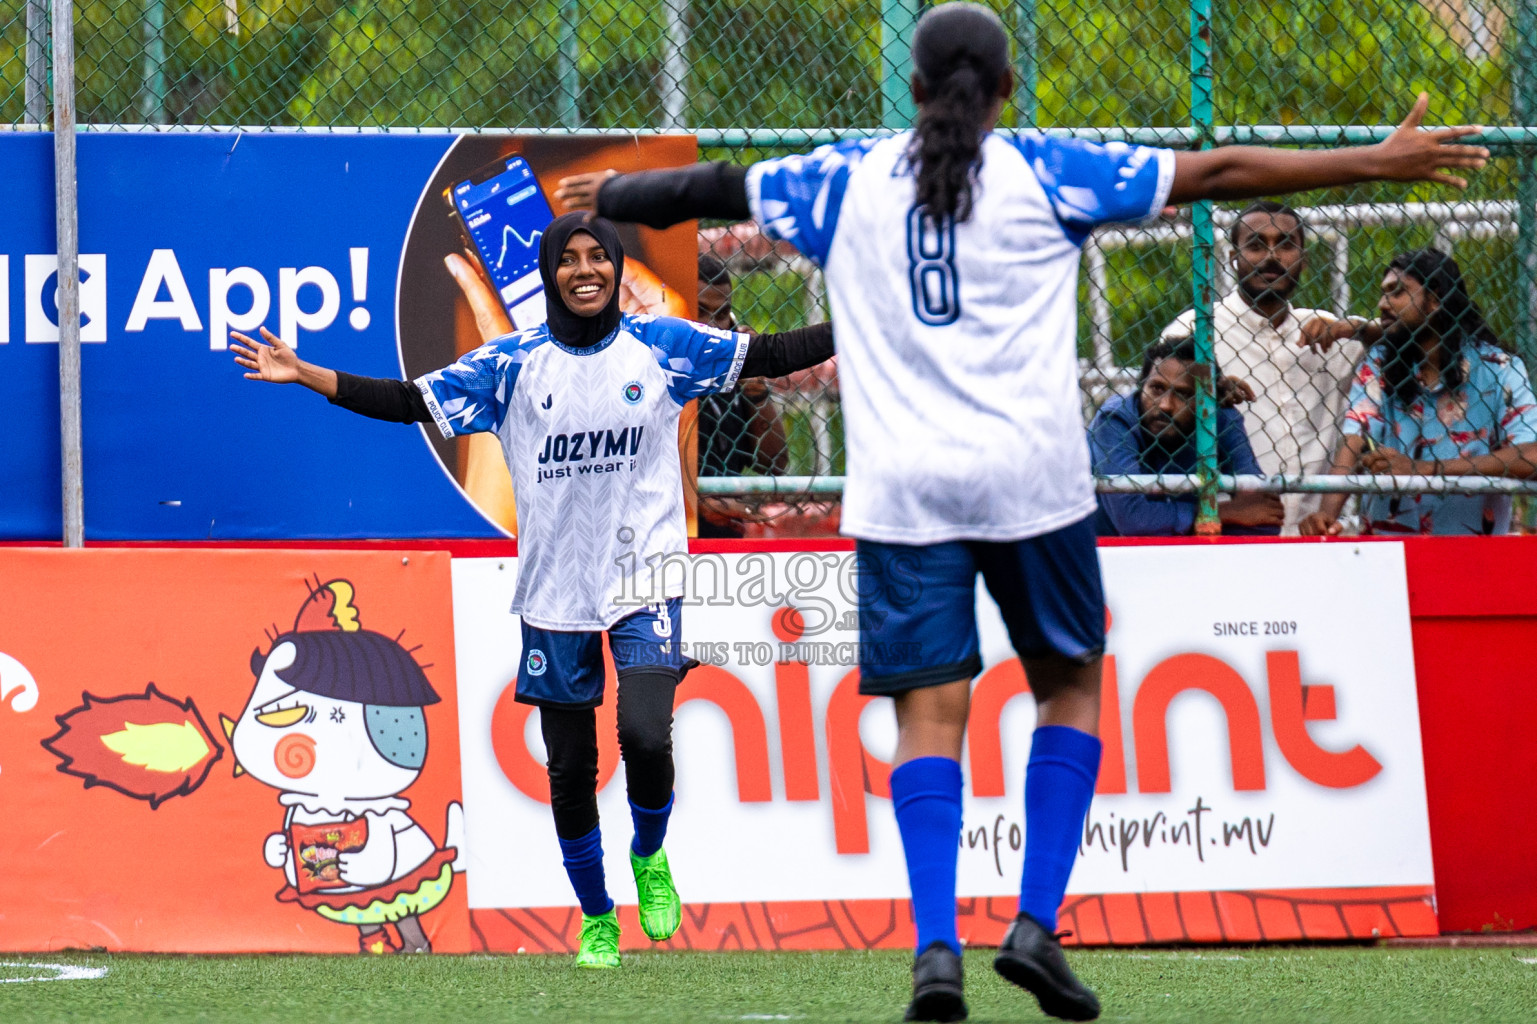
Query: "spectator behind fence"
1089 338 1283 536
1302 249 1537 536
695 253 791 538
1161 201 1365 534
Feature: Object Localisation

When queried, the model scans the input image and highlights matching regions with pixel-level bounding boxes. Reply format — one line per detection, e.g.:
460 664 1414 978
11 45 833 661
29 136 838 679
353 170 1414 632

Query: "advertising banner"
453 542 1437 951
0 549 469 953
0 133 696 540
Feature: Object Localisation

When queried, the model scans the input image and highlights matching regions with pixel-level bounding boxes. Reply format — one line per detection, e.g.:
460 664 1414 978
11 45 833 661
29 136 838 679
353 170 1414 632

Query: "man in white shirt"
1161 201 1365 533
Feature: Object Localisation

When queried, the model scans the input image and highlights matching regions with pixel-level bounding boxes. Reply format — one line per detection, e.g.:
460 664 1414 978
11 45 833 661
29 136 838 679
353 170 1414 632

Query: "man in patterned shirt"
1301 249 1537 535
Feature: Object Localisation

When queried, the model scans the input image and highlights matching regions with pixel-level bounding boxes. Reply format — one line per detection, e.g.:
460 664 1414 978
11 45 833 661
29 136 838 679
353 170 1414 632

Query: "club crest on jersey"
526 649 548 676
622 381 644 405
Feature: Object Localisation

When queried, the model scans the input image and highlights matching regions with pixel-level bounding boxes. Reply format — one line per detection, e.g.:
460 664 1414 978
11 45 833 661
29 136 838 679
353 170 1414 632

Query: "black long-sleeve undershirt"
740 321 834 379
329 371 433 423
596 162 750 229
327 322 833 423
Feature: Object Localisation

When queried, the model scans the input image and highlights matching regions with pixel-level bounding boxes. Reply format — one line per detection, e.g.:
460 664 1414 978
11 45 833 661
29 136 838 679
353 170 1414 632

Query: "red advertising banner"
0 549 469 953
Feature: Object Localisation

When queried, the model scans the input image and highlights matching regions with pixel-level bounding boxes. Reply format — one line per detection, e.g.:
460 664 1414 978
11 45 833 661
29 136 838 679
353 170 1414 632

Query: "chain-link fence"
8 0 1537 537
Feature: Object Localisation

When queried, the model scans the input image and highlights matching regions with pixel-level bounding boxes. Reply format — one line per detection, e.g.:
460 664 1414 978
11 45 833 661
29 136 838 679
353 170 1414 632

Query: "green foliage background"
0 2 1514 129
1 0 1530 483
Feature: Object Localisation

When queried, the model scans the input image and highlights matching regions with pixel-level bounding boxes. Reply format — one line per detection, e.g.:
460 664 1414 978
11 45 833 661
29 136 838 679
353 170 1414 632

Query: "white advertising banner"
452 542 1436 949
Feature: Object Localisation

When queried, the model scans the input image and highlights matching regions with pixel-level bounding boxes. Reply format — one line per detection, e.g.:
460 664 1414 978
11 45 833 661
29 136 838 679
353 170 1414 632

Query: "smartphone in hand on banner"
444 155 555 330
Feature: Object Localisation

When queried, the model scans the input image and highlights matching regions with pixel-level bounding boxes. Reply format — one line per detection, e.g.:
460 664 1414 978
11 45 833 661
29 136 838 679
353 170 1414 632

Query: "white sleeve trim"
1146 147 1177 220
718 334 752 395
414 377 455 439
744 162 769 232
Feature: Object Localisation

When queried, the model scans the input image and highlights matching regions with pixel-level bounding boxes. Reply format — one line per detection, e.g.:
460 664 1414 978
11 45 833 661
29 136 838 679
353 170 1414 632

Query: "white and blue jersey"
415 313 749 630
747 131 1175 544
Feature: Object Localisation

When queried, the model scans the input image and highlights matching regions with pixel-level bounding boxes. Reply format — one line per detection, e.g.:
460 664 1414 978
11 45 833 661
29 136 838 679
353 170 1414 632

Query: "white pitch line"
0 962 108 984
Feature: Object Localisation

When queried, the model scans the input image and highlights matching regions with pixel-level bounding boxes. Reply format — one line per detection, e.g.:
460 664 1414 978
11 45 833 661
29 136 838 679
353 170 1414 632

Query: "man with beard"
1160 201 1366 533
1089 337 1282 536
1301 249 1537 536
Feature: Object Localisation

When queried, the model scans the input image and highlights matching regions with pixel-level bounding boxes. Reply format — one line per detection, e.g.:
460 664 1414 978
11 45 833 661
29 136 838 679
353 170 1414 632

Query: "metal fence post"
880 0 918 131
140 0 167 125
53 0 83 547
1016 0 1038 128
1189 0 1220 534
660 0 688 130
25 0 50 124
1514 1 1537 372
558 0 581 129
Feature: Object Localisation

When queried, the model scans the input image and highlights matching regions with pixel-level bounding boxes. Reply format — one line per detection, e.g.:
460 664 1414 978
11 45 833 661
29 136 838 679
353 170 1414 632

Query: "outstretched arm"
740 322 835 380
564 94 1487 230
1169 93 1487 203
232 327 337 396
556 163 749 227
231 327 431 424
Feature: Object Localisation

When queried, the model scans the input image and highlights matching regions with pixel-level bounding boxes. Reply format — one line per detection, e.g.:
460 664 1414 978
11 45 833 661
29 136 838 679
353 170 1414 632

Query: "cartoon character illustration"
222 577 465 954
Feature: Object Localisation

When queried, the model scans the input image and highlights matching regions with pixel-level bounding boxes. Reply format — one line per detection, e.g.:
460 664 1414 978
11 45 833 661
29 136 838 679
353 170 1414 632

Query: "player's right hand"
554 169 618 212
1372 93 1488 189
231 327 300 384
263 832 289 868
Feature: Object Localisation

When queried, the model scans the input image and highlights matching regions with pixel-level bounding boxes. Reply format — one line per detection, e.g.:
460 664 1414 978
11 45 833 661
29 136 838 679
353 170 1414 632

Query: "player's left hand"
1372 93 1488 189
554 169 619 212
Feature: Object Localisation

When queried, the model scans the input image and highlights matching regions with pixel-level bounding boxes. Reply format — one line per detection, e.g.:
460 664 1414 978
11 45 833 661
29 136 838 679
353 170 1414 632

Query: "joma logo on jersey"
537 426 645 464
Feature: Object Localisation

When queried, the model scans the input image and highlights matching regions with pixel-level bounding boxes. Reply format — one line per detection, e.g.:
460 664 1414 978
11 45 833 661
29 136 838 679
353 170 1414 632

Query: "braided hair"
909 3 1010 222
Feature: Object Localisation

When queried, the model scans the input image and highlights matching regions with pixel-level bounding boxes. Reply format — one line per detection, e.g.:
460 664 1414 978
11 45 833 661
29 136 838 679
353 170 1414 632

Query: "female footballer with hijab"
556 3 1487 1019
230 211 834 969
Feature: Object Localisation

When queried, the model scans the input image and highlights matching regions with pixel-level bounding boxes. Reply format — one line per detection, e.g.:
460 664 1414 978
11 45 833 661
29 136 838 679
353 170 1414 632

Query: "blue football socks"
629 794 674 858
1019 725 1102 932
891 756 964 955
558 824 615 917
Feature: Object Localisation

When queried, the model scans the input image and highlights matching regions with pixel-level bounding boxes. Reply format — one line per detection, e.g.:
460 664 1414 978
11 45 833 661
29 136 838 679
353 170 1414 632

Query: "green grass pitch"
1 947 1533 1023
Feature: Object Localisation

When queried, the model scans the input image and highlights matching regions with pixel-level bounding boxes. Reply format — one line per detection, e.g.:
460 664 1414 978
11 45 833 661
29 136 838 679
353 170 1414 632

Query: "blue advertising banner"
0 132 697 539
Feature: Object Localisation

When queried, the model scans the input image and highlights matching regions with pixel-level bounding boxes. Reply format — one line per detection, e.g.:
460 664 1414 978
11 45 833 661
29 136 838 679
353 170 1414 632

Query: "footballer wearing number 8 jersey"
559 2 1488 1018
232 211 835 970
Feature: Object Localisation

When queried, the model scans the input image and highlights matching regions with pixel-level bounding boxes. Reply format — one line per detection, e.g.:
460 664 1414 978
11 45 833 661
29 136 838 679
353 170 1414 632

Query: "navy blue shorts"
856 515 1105 696
516 598 684 709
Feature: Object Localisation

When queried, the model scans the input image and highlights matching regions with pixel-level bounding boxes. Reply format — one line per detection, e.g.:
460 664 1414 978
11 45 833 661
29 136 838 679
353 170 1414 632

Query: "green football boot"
630 846 682 941
574 908 621 969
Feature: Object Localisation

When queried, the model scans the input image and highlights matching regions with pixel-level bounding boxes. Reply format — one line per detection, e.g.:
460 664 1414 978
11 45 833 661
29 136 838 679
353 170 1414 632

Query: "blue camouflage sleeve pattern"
1008 134 1176 244
746 139 880 266
631 315 752 405
413 330 541 438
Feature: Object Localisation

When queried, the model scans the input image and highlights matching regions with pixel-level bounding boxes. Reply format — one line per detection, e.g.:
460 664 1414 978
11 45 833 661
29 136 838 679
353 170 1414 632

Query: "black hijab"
539 211 625 349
